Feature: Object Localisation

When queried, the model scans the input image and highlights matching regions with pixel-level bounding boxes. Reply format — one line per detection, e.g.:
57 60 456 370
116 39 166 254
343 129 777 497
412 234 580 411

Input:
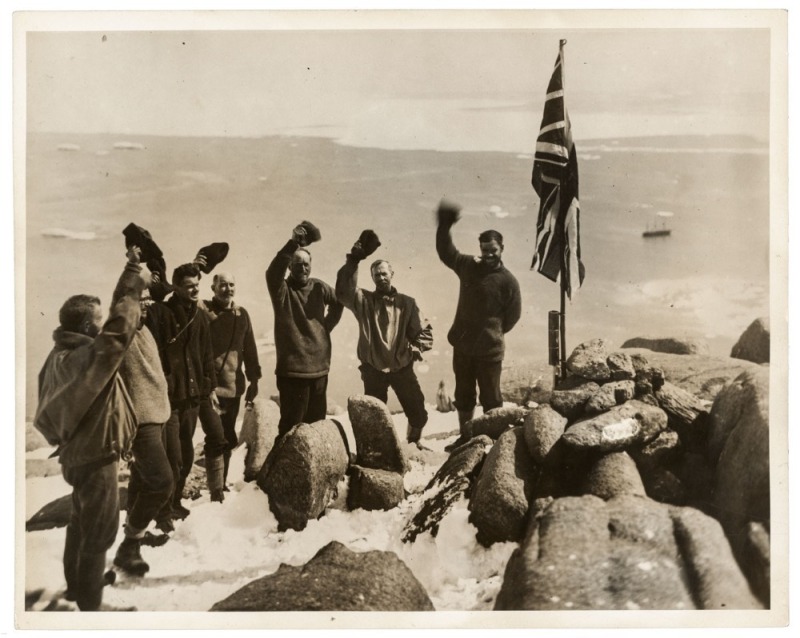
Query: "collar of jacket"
52 327 93 350
206 297 238 314
375 286 398 302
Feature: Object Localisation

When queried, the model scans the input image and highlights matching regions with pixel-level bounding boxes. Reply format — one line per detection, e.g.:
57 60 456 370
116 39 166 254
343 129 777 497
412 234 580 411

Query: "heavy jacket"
436 223 522 361
118 326 171 425
34 262 144 467
336 256 433 373
144 296 217 403
199 298 262 398
266 240 343 378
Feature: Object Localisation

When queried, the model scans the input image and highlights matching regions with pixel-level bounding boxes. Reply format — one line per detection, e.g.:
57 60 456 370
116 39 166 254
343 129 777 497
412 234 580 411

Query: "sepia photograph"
12 7 790 632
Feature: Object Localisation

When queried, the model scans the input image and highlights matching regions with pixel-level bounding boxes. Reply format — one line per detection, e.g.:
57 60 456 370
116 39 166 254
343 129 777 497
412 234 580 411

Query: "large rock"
741 521 771 607
622 348 762 401
495 495 761 610
654 382 710 451
257 419 350 531
566 339 612 382
730 317 770 364
707 368 770 553
402 435 491 543
468 428 538 546
210 541 434 611
522 404 567 466
607 351 636 381
622 336 710 356
584 380 635 415
348 395 408 473
563 400 668 453
238 398 280 482
584 451 645 499
469 406 528 440
347 465 405 511
550 377 600 420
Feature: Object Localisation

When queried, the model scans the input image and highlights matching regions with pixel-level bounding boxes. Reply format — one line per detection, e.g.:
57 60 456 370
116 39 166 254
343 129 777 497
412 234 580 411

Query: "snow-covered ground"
24 404 518 615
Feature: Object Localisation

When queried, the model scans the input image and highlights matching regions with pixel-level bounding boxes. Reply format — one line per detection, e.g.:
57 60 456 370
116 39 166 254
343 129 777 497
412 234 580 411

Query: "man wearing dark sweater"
266 222 343 438
435 199 522 452
200 271 262 486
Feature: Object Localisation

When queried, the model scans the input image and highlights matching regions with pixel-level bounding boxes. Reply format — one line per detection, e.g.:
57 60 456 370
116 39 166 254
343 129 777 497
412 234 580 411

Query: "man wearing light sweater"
114 286 173 575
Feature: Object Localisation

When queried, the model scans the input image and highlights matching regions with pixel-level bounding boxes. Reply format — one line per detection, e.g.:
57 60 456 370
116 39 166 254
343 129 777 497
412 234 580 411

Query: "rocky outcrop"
347 465 405 511
621 349 762 401
730 317 770 364
468 428 539 546
257 419 350 531
583 452 645 499
550 377 600 420
495 495 761 610
522 405 567 466
210 541 434 611
707 368 770 572
402 435 491 543
566 338 612 382
237 398 280 482
562 400 668 453
622 336 710 356
348 395 409 473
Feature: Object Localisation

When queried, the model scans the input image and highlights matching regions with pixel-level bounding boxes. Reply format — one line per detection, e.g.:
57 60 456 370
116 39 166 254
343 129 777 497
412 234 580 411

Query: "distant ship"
643 211 673 238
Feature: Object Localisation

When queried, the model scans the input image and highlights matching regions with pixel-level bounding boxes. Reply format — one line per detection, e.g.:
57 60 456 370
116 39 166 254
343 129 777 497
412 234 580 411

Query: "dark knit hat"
123 223 164 263
298 220 322 243
194 242 229 274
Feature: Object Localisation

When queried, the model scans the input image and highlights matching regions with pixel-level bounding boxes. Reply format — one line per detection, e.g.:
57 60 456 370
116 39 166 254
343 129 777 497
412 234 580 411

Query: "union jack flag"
531 39 585 299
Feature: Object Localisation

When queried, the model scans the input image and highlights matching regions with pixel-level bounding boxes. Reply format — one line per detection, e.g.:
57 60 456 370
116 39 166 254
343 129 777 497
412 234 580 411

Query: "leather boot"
113 537 149 576
444 408 475 452
206 454 225 503
406 424 423 444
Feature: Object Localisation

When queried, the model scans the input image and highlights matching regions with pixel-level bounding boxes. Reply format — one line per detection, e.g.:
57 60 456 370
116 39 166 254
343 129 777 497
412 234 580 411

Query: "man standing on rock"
336 231 433 444
200 271 262 487
435 198 522 451
34 245 145 611
266 222 343 439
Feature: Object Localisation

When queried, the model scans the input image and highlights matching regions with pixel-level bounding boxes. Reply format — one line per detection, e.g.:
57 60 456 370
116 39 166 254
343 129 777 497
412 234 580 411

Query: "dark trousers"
160 410 182 517
168 397 228 507
452 349 503 412
126 423 173 532
359 362 428 429
62 458 119 611
218 396 242 482
276 375 328 438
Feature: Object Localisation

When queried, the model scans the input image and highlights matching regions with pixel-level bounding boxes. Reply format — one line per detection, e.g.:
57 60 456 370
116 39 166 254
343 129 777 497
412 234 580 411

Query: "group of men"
33 199 521 611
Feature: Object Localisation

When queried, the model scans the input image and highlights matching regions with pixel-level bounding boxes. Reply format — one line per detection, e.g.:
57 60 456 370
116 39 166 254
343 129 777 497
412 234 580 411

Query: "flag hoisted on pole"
530 39 585 299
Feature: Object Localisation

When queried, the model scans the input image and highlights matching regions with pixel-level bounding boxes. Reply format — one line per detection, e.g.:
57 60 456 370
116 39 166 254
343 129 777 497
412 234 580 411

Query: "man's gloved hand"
244 381 259 403
292 221 322 247
437 198 462 226
349 230 381 261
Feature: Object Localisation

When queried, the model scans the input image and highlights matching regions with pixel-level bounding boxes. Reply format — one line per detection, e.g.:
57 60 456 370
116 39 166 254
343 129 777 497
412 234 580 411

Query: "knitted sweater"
266 240 343 378
118 326 171 425
436 223 522 361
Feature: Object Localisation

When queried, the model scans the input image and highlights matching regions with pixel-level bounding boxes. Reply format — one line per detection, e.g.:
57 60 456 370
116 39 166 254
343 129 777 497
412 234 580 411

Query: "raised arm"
265 239 298 298
335 255 360 312
435 198 469 272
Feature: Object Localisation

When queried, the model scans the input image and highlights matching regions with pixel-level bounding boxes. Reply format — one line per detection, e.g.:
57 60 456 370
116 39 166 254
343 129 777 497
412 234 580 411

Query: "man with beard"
34 246 145 611
435 199 522 452
336 232 433 445
200 271 261 487
266 222 343 439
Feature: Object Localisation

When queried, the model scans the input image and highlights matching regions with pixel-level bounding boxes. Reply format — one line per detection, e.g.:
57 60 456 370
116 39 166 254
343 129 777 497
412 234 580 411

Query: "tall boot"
222 450 232 491
444 408 475 452
113 535 150 576
206 454 225 503
171 476 190 520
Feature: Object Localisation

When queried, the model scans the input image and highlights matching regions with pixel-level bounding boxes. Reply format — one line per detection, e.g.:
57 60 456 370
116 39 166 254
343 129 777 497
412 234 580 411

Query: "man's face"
85 304 103 338
212 273 236 307
175 275 201 304
289 250 312 285
479 240 503 269
371 262 393 294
